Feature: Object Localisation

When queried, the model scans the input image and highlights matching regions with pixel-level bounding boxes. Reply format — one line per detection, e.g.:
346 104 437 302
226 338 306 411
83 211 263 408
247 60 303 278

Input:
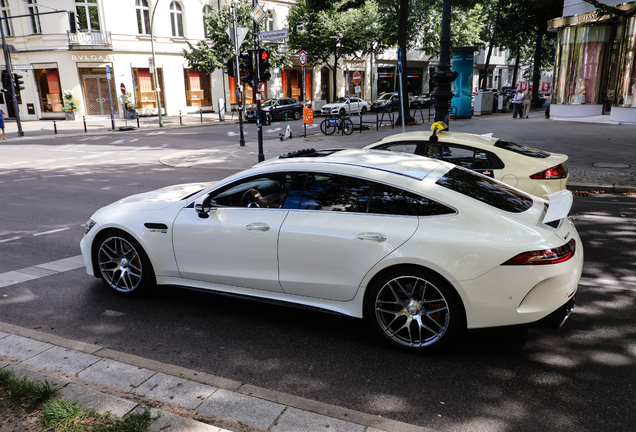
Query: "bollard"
179 110 182 125
200 109 203 123
136 113 140 128
53 121 57 134
83 116 87 133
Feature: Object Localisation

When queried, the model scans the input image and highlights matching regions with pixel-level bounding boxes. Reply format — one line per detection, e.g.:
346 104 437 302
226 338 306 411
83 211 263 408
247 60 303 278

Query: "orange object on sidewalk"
303 105 314 124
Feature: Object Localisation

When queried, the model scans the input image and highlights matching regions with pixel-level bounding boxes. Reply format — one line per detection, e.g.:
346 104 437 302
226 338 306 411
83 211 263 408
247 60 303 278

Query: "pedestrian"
512 90 523 118
0 109 5 140
522 90 532 118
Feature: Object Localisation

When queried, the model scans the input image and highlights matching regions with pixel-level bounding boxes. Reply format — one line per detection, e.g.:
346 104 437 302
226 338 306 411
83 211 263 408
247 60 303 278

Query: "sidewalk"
0 321 431 432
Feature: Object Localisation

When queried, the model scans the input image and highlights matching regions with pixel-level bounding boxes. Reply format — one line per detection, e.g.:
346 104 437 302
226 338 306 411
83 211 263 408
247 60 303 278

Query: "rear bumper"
531 296 576 328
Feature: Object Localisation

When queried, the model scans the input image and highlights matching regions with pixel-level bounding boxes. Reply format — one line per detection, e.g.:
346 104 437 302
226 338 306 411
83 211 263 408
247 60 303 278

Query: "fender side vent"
144 223 168 230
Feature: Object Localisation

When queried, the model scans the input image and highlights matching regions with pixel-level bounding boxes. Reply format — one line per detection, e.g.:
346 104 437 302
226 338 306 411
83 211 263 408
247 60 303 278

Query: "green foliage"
182 0 289 74
0 368 58 407
120 91 137 111
62 90 79 112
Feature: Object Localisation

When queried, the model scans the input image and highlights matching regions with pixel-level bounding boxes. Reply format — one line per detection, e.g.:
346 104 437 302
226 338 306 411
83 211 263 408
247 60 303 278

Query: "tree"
181 0 289 75
287 0 381 102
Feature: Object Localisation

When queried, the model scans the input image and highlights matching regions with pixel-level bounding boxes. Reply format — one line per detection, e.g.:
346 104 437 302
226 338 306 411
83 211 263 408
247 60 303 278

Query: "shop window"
27 0 41 34
75 0 100 32
35 68 63 113
281 69 312 101
184 69 211 106
170 1 184 37
617 17 636 107
0 0 14 36
553 25 611 105
136 0 151 35
344 71 364 99
377 68 395 95
227 75 254 105
132 67 165 109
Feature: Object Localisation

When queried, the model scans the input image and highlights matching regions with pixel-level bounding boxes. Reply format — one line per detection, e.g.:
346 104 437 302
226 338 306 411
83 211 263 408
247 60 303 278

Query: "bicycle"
320 115 354 136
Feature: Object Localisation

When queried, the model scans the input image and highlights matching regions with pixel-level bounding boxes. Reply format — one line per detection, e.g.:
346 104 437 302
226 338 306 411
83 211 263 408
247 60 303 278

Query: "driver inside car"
248 187 286 208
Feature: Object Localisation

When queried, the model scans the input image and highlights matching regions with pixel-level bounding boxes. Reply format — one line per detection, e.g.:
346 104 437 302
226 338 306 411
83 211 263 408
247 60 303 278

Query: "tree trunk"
511 53 520 91
332 62 338 102
532 27 545 107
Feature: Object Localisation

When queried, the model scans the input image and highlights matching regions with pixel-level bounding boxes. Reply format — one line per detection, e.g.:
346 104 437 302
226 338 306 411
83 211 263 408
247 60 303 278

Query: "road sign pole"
106 65 115 130
231 5 245 147
303 65 306 137
253 0 264 162
397 47 405 133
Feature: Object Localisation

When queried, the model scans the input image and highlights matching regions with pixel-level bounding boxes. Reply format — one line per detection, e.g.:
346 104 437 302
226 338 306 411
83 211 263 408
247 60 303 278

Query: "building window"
202 5 212 38
0 0 14 37
132 67 165 109
35 67 63 113
617 17 636 107
136 0 151 35
266 11 275 31
170 1 184 37
184 69 212 106
75 0 100 31
27 0 41 34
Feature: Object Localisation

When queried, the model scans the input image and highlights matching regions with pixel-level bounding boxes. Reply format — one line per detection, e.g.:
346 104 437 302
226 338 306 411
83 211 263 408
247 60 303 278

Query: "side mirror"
194 196 211 218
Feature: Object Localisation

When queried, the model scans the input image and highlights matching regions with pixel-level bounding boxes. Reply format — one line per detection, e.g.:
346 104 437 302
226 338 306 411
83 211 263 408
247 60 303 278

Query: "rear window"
494 140 550 158
436 167 533 213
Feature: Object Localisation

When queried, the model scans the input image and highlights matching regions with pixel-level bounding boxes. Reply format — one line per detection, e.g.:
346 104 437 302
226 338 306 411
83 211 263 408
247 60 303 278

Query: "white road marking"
13 177 37 182
577 214 633 223
0 237 20 243
1 170 19 174
110 140 125 144
32 227 70 237
42 175 66 178
0 255 85 288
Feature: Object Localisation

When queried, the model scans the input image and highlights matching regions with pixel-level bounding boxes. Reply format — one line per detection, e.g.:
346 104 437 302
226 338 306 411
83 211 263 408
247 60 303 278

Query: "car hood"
322 102 345 109
99 182 214 212
372 99 390 104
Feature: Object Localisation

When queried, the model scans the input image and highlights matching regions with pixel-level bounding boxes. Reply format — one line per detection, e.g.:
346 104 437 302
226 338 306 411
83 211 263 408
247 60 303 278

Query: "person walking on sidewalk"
522 90 532 118
0 109 5 140
512 91 523 118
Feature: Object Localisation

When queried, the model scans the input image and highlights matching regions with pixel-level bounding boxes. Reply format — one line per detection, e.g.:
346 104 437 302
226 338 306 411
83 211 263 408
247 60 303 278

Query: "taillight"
530 163 568 179
503 239 576 265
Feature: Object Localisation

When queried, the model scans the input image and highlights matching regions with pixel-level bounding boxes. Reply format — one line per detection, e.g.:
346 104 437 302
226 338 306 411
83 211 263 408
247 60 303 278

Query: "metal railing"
67 30 112 49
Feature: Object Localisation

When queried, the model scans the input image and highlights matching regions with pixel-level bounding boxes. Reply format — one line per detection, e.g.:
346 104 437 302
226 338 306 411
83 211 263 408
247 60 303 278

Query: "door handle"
357 233 386 242
246 223 270 232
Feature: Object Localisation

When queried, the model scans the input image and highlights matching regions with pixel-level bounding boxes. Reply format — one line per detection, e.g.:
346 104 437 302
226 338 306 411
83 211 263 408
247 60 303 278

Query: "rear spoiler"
543 190 573 224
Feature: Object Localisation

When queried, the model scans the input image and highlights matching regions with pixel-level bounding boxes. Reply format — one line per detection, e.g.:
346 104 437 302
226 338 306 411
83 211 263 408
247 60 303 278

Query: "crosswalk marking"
0 255 85 288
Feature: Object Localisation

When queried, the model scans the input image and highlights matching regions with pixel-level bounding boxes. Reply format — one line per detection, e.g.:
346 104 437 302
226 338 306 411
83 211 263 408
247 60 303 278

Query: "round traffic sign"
299 50 307 66
352 71 361 85
120 83 126 94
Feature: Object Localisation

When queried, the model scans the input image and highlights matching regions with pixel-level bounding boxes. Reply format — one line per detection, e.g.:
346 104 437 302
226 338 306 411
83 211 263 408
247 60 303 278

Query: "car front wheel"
293 110 301 120
366 267 463 352
95 232 154 296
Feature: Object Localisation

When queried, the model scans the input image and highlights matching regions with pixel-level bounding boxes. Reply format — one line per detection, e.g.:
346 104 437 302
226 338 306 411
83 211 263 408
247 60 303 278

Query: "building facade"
549 0 636 123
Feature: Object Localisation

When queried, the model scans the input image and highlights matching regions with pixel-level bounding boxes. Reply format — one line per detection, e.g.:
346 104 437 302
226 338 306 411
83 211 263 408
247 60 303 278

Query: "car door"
278 172 419 302
172 173 292 292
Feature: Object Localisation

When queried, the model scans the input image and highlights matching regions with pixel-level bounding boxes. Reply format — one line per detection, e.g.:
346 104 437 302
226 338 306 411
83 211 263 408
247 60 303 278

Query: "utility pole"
231 5 246 147
431 0 458 128
150 0 163 127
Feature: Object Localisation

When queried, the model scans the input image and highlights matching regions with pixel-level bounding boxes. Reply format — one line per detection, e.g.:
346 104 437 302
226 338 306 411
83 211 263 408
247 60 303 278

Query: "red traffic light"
260 50 269 60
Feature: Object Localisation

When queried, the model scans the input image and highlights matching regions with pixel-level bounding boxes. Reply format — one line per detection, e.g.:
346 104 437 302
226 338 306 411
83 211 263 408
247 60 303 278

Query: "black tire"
339 108 346 116
366 267 464 352
293 110 301 120
320 119 336 135
94 231 155 297
341 119 354 135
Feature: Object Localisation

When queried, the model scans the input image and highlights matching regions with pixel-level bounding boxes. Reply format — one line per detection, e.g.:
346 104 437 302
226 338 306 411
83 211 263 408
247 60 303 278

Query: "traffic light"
1 71 10 93
13 73 24 93
223 58 235 78
258 49 271 82
68 11 79 33
239 51 254 87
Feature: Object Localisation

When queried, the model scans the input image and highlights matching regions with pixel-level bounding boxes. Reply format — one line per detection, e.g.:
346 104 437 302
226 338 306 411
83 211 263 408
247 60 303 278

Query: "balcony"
67 31 112 50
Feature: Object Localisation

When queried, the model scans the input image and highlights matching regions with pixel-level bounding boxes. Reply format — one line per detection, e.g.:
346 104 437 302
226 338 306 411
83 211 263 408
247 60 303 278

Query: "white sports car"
365 130 569 198
81 149 582 352
321 97 369 116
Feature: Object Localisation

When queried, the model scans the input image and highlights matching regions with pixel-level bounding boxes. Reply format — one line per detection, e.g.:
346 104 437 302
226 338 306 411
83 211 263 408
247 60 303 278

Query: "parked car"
81 148 582 352
246 98 302 122
320 97 369 116
370 92 400 112
365 130 569 198
409 94 432 108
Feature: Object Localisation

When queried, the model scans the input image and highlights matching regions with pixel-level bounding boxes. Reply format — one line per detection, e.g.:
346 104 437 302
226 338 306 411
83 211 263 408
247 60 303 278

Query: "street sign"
226 27 249 50
250 4 266 24
260 29 288 42
299 50 307 66
105 65 111 80
397 47 404 74
149 57 154 73
120 83 126 94
355 85 361 94
352 71 361 85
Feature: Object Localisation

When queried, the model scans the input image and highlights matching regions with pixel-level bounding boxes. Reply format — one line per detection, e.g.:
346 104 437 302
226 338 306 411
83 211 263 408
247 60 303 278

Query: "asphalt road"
1 124 635 432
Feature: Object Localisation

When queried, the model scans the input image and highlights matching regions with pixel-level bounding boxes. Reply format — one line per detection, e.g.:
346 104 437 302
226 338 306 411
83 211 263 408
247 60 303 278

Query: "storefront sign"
71 54 114 61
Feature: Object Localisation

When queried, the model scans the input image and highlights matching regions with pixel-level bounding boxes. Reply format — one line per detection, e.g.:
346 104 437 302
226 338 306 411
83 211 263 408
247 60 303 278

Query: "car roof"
256 149 447 181
373 130 500 149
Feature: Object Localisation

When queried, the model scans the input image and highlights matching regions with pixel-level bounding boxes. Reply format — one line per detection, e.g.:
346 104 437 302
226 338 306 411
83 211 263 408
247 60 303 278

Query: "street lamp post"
150 0 163 127
431 0 458 128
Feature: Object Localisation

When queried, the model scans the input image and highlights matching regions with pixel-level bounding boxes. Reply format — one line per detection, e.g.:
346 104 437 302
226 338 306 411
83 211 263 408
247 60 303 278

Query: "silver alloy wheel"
374 275 450 348
98 236 143 293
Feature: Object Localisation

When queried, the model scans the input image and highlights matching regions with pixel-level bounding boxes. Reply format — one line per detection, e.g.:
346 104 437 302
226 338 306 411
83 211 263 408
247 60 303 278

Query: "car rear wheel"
361 106 367 115
366 267 463 352
339 108 346 116
293 110 301 120
95 232 154 296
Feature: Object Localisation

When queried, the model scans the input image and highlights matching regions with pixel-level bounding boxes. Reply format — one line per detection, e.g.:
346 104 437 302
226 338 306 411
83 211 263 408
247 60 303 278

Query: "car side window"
369 183 454 216
287 173 373 212
207 174 292 208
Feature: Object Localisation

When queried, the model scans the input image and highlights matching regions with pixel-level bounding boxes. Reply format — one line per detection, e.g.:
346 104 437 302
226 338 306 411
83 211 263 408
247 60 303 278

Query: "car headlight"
84 219 96 234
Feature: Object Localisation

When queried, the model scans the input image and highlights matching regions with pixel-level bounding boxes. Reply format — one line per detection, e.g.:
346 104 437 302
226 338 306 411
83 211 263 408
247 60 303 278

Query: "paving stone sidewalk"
0 322 434 432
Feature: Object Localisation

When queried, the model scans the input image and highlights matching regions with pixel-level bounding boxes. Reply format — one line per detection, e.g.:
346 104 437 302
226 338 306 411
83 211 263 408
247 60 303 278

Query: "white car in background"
365 130 569 198
81 149 582 352
321 97 369 116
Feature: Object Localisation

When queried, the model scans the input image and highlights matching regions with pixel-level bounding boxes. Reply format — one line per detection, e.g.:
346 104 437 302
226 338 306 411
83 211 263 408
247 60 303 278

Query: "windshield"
377 93 393 101
332 97 348 104
261 99 276 107
494 140 550 158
